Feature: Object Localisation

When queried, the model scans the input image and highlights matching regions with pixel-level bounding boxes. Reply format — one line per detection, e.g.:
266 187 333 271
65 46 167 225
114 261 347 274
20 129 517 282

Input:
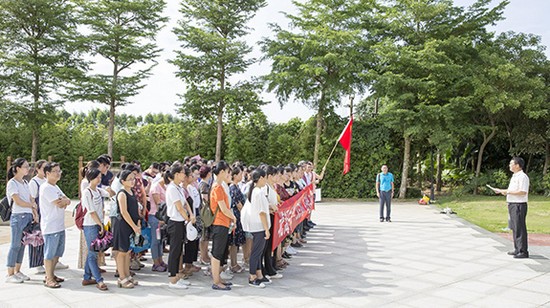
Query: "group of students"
4 155 321 291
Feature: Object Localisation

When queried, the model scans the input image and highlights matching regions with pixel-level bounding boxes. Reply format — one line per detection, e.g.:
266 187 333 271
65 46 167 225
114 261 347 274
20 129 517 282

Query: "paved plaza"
0 200 549 307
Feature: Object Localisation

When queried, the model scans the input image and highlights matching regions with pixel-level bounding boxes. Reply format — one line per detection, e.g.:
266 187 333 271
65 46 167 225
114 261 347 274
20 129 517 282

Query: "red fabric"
338 117 353 174
272 184 315 251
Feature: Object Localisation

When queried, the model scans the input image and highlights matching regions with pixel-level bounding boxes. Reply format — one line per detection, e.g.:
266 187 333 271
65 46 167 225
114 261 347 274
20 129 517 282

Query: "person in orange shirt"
210 161 237 291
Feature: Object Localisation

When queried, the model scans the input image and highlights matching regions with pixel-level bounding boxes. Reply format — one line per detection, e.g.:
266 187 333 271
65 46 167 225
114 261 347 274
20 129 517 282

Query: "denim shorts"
43 231 66 260
244 232 253 239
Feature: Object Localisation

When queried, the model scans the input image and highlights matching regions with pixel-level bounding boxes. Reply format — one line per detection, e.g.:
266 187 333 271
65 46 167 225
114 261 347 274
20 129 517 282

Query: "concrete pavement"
0 200 549 307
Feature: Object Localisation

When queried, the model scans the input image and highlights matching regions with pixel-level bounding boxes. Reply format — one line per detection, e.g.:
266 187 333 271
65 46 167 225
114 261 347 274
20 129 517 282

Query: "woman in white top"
27 159 47 274
5 158 38 283
165 163 195 289
243 169 270 288
81 168 108 291
261 165 281 281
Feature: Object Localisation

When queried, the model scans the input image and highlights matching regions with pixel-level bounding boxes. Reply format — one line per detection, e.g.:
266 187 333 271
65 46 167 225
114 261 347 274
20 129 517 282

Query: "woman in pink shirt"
149 174 167 272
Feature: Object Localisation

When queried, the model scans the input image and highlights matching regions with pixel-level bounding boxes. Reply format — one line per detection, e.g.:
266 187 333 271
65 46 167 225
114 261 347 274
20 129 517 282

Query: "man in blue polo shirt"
376 165 394 222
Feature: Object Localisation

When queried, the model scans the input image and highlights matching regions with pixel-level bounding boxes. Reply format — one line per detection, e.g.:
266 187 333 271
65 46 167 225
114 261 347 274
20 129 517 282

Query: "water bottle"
156 226 161 240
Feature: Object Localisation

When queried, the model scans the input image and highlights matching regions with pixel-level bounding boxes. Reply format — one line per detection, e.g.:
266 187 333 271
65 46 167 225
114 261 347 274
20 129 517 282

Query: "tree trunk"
526 153 532 173
313 91 325 168
474 124 497 195
108 102 115 158
416 152 422 191
436 150 442 192
544 141 549 176
399 135 411 199
215 106 223 162
31 129 38 163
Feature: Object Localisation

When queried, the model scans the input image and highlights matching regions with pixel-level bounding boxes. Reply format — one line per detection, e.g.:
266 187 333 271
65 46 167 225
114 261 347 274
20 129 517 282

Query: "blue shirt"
377 172 394 192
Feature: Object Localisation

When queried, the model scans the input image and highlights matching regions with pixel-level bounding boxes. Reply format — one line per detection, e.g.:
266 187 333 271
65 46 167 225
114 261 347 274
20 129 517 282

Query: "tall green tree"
171 0 267 162
70 0 167 157
0 0 85 162
261 0 369 168
367 0 507 198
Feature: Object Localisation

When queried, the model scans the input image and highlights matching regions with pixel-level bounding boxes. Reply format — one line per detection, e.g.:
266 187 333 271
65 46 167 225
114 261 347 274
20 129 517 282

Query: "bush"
405 187 422 198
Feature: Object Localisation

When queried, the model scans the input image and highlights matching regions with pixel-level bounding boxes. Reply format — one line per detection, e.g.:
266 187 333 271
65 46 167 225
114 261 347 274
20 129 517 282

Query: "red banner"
272 184 315 251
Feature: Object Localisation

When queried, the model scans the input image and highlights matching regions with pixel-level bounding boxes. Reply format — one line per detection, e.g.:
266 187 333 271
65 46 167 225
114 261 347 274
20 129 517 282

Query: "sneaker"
55 262 69 270
168 280 189 289
35 266 46 274
178 278 191 286
290 242 303 248
152 264 167 272
258 276 272 285
15 271 30 281
5 275 23 283
55 262 69 269
249 279 266 288
130 259 141 271
267 273 283 279
220 270 234 280
286 246 298 255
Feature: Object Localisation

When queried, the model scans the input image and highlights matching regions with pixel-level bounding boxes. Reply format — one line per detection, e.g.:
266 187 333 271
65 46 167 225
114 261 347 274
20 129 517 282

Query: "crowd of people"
4 155 322 291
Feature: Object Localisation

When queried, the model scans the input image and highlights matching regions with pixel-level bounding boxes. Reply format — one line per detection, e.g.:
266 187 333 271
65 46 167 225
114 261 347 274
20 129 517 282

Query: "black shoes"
386 218 391 222
514 253 529 259
380 218 391 222
380 218 384 222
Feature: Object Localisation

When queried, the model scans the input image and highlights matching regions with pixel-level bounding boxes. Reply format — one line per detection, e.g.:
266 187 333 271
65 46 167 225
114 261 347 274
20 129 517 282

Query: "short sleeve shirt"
82 188 104 226
7 178 33 214
507 171 529 203
149 182 166 215
166 182 186 222
39 183 66 235
377 172 394 192
247 187 271 232
210 183 231 228
29 176 46 200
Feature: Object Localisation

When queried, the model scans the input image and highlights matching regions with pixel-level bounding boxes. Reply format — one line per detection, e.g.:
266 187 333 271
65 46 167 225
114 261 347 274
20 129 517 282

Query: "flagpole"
319 96 354 178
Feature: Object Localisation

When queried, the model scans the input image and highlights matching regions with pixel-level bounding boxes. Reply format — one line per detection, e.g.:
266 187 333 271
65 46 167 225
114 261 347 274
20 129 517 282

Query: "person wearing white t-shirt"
491 157 530 259
28 159 47 274
5 158 38 283
165 164 194 289
81 168 108 291
39 162 71 288
242 169 270 288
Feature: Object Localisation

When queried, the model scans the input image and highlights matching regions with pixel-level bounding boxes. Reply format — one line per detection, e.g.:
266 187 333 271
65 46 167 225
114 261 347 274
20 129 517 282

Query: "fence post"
120 156 125 164
78 156 84 199
47 156 53 162
6 156 11 182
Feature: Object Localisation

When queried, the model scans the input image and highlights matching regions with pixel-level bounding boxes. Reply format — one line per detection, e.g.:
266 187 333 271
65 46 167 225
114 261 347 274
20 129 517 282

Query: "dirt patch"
497 232 550 246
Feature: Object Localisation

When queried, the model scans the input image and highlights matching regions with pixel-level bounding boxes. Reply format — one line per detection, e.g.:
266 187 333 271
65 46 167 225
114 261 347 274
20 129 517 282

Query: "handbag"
0 196 13 222
21 222 44 247
90 230 113 252
130 222 151 253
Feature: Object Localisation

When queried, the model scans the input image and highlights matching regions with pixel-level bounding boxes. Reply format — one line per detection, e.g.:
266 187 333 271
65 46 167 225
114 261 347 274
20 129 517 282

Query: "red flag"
338 117 353 174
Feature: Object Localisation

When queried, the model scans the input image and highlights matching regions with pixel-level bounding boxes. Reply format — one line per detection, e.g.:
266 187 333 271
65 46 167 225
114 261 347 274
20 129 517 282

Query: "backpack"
155 202 168 222
74 188 91 230
200 202 219 228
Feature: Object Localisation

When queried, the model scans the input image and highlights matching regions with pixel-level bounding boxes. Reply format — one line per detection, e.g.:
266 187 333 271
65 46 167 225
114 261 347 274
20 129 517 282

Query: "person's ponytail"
247 169 266 202
8 158 27 180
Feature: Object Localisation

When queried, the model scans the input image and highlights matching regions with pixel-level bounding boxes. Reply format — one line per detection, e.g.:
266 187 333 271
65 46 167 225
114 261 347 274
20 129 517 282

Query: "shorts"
245 232 253 239
43 231 66 260
211 225 229 261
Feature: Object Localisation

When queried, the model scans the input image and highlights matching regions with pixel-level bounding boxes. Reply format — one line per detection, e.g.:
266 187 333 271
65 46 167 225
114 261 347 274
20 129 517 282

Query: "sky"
64 0 550 124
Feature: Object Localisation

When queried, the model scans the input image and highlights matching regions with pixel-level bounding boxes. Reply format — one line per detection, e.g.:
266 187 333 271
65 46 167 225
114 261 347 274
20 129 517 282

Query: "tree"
261 0 369 168
0 0 85 162
367 0 507 198
70 0 167 157
171 0 267 162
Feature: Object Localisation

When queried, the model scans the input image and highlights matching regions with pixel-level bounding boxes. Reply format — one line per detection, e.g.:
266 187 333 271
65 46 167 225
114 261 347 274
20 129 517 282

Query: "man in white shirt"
39 162 71 288
493 157 530 259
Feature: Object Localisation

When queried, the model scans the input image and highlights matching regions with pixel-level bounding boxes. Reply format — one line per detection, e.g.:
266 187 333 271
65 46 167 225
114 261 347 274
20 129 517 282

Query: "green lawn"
437 195 550 234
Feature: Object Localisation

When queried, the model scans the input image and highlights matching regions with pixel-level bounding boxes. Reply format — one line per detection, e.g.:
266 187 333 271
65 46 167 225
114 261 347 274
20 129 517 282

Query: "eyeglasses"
51 170 63 174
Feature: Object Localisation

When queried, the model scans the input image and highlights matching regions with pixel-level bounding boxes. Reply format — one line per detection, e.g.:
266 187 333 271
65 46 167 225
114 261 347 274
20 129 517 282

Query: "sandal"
231 264 244 273
96 282 108 291
44 279 61 289
117 278 134 289
43 276 65 283
129 277 138 286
